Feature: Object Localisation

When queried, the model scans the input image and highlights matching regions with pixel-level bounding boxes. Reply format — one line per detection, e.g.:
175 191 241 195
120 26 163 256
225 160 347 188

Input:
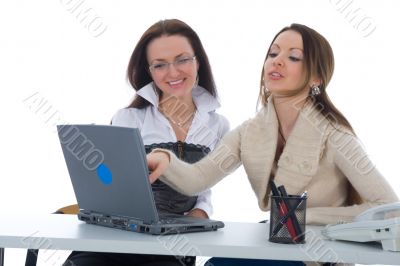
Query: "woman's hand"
186 208 209 219
147 152 170 183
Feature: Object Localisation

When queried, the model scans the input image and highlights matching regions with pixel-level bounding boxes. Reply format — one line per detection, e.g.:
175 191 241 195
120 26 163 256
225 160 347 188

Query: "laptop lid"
57 124 159 224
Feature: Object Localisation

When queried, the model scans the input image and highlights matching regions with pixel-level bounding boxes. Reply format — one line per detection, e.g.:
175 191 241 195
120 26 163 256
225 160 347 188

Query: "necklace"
168 112 195 127
160 108 197 128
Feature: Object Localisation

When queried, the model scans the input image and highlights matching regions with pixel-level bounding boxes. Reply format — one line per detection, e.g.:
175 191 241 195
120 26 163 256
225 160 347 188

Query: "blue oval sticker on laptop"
96 163 112 185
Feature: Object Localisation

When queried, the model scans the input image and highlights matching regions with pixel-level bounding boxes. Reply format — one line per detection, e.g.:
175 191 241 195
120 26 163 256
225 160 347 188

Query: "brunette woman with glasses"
63 19 229 266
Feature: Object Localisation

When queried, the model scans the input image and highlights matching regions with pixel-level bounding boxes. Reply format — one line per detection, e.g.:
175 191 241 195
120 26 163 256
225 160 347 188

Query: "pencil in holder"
269 194 307 244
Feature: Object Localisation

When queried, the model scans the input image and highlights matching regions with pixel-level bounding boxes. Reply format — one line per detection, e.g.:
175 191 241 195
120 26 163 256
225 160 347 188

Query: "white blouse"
111 82 230 216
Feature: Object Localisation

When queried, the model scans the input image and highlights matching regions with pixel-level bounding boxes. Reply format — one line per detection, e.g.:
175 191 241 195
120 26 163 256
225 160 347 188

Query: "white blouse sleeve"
111 108 144 129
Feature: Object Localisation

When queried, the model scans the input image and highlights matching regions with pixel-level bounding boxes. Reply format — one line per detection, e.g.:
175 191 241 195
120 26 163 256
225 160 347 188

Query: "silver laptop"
56 124 224 235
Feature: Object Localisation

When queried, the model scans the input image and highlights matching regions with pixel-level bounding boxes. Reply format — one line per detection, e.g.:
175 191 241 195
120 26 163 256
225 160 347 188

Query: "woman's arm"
188 114 230 218
148 124 244 196
307 131 398 225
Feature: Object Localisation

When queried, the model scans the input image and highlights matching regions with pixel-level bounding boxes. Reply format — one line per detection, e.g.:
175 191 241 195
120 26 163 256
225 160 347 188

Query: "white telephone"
322 202 400 251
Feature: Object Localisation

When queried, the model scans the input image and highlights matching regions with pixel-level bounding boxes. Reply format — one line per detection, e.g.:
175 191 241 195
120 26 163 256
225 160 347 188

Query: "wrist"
151 149 171 162
187 208 209 219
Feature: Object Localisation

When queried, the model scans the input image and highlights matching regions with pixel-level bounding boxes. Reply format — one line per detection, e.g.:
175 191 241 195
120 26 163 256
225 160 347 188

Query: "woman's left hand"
186 208 209 219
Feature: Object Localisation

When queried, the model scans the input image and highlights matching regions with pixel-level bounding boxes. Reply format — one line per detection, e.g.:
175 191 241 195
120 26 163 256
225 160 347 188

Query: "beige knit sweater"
156 99 398 225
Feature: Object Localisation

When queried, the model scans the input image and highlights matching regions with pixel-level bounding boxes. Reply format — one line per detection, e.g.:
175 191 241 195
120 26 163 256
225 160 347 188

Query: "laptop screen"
57 124 159 224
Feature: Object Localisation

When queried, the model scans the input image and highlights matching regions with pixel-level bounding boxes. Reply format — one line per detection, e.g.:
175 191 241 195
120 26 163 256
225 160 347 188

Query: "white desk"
0 214 399 265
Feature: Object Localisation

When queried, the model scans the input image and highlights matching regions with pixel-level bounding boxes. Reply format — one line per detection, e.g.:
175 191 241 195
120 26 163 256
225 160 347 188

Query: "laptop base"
79 211 223 235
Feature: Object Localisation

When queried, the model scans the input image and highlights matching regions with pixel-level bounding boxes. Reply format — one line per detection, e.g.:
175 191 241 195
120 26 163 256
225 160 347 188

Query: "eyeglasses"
149 56 196 74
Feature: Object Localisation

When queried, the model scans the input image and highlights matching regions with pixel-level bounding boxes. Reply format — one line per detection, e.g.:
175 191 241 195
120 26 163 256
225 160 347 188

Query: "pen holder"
269 194 307 244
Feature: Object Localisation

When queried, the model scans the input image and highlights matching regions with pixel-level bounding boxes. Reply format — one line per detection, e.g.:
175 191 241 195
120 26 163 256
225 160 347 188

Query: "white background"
1 0 399 265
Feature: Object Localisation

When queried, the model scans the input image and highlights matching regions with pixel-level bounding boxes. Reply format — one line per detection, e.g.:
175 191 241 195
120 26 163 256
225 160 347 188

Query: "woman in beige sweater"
148 23 398 227
147 22 398 266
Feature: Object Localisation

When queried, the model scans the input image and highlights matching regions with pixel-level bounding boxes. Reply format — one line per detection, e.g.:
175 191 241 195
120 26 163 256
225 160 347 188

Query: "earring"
311 84 321 96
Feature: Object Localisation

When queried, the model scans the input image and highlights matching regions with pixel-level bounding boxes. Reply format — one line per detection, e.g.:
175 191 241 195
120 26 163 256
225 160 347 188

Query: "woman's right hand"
147 152 171 183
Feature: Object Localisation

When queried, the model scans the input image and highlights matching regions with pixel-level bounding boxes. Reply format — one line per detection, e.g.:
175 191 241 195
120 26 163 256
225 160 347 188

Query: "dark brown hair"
258 23 354 133
126 19 217 108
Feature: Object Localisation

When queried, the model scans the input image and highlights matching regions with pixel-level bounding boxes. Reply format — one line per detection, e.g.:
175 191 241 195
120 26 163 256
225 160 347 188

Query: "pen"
269 180 280 197
269 181 298 240
277 186 303 240
272 191 307 237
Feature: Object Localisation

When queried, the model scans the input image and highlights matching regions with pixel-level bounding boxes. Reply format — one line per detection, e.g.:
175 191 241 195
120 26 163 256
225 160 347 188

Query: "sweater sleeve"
153 123 244 196
191 113 230 216
307 131 398 225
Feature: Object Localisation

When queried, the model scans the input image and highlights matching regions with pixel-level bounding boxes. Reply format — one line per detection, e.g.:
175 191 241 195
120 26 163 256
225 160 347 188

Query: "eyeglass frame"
148 55 197 74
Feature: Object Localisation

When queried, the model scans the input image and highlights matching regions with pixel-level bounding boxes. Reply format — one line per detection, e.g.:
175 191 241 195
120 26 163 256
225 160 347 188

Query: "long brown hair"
126 19 217 109
258 23 354 134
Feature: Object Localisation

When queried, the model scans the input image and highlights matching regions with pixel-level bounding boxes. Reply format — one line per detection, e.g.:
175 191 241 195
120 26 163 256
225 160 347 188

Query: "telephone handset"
322 202 400 251
354 202 400 222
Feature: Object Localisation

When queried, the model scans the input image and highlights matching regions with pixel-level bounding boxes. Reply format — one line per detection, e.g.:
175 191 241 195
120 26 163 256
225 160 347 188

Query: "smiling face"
146 35 199 101
263 30 309 97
